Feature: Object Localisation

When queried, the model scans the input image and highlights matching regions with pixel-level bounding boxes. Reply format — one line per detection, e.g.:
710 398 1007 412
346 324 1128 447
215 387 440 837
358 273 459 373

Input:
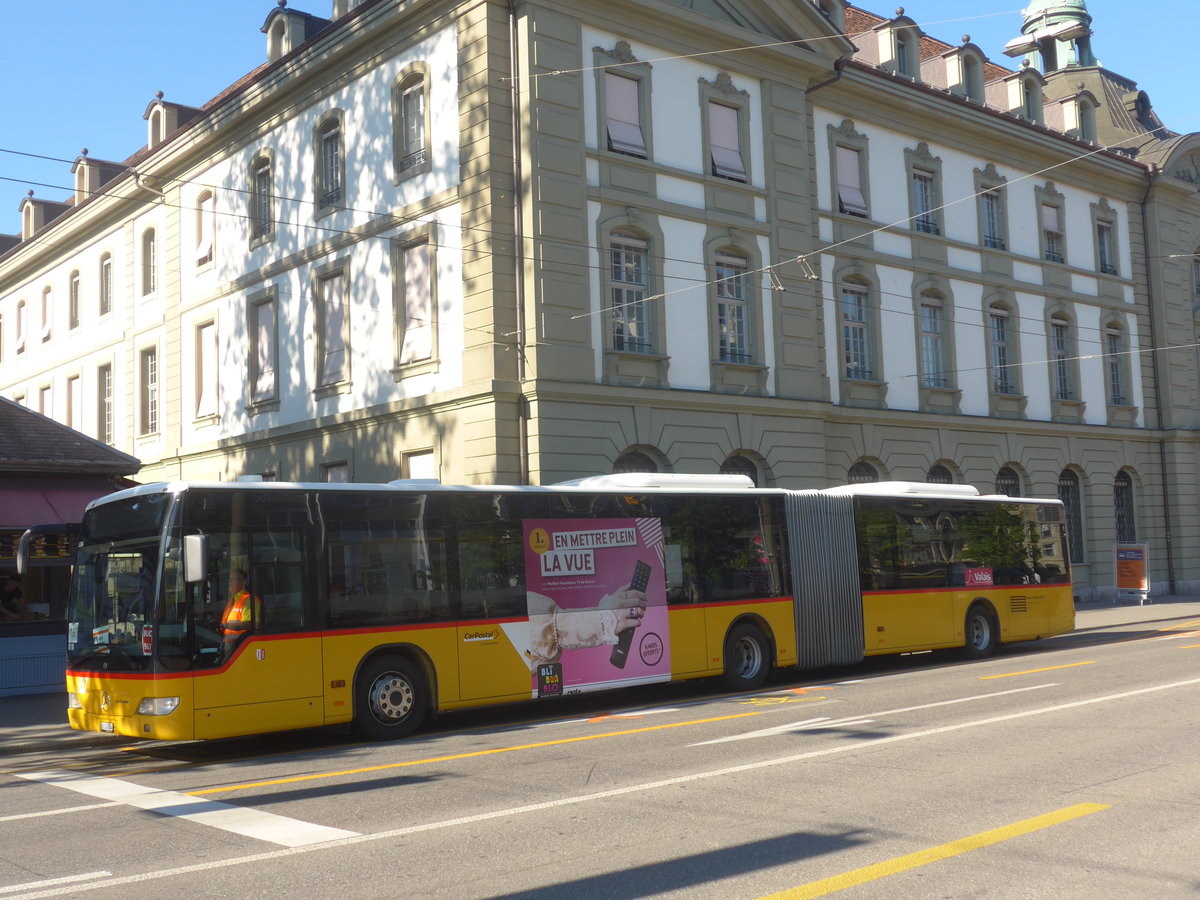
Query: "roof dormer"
808 0 845 33
71 151 127 205
262 1 332 64
331 0 370 19
880 10 922 80
144 93 204 150
18 192 72 240
1045 87 1101 143
922 38 988 102
987 62 1047 124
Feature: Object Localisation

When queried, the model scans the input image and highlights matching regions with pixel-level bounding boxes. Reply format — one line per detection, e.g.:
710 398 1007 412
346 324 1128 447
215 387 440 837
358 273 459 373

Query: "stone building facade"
0 0 1196 599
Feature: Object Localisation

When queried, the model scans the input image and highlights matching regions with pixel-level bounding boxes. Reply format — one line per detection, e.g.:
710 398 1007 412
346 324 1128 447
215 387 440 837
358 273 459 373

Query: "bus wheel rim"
370 672 414 724
735 637 761 676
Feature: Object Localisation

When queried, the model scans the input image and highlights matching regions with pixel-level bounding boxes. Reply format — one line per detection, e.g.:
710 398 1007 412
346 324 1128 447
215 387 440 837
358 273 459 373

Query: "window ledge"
246 398 280 416
391 359 440 380
313 381 352 400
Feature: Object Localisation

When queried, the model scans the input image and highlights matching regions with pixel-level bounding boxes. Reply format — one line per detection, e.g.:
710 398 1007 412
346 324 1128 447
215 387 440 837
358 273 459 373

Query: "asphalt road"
2 609 1199 899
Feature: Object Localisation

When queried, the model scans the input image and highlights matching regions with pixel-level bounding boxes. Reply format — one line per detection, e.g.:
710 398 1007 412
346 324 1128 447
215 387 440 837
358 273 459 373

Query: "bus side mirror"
183 535 209 584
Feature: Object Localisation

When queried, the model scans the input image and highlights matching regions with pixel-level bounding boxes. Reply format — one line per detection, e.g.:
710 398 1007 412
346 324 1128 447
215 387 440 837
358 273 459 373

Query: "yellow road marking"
980 661 1094 679
189 712 762 795
1182 644 1200 649
760 802 1110 899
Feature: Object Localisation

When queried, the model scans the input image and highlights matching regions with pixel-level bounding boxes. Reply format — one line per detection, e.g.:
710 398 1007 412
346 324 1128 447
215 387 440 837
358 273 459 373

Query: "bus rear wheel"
722 623 770 691
354 655 428 741
962 604 998 659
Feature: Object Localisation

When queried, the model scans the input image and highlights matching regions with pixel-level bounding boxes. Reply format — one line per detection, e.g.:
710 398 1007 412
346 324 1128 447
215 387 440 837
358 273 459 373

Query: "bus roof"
82 477 1061 511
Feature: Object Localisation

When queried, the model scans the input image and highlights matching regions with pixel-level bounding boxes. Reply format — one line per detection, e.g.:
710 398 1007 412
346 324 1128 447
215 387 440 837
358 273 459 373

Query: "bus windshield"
67 492 174 672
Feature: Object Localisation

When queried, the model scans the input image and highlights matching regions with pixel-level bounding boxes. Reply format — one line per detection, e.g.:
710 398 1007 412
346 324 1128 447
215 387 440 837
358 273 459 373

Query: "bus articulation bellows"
63 475 1073 741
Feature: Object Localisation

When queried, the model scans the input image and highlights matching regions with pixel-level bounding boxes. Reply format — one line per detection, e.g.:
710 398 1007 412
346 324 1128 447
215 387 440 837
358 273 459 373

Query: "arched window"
195 190 215 267
988 302 1017 394
314 112 345 212
962 53 984 103
613 450 656 474
1114 471 1136 543
841 280 873 380
99 253 113 316
995 466 1021 497
1058 469 1084 563
394 69 429 177
926 464 952 484
141 227 157 296
720 454 759 487
69 270 81 330
918 291 948 388
1077 98 1097 143
848 461 878 484
250 154 274 241
714 252 751 363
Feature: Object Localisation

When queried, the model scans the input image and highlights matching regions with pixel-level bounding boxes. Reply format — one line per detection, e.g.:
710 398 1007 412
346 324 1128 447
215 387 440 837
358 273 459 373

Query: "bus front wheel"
354 655 428 741
962 604 998 659
722 623 770 691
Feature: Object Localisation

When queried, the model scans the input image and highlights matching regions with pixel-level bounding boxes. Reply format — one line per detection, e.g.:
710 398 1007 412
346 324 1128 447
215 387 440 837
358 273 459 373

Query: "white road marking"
12 770 358 848
691 683 1057 745
7 675 1200 899
0 873 112 895
0 802 121 823
691 716 877 745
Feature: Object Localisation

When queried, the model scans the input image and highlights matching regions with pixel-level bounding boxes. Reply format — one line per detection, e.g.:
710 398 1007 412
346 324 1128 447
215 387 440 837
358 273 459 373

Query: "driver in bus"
220 568 262 656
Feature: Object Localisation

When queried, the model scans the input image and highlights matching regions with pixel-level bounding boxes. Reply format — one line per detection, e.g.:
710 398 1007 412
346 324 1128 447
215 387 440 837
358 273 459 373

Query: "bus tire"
721 623 770 691
962 604 998 659
354 655 428 741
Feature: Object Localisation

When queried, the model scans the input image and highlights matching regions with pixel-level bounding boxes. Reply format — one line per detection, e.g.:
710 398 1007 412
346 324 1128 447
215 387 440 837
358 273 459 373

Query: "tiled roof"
0 398 140 475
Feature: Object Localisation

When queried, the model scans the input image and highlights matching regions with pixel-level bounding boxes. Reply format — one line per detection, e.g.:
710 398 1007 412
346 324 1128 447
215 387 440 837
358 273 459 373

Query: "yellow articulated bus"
61 475 1073 742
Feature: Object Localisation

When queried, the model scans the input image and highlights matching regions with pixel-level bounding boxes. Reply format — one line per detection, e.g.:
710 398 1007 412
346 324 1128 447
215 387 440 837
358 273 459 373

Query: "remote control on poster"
610 560 650 668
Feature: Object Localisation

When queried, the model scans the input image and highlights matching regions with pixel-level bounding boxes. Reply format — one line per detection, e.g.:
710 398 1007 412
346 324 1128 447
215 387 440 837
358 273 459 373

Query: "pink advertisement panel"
522 518 670 696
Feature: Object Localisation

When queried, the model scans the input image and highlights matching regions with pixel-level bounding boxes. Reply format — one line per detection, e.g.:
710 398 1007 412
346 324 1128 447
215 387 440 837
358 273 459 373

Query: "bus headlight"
137 697 180 716
68 694 82 709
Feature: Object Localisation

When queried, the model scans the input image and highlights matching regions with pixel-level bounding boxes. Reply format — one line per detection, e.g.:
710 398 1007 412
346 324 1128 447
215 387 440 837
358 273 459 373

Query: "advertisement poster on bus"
521 518 670 697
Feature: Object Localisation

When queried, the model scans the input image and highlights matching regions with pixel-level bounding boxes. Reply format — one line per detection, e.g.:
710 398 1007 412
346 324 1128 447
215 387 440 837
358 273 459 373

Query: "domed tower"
1004 0 1095 73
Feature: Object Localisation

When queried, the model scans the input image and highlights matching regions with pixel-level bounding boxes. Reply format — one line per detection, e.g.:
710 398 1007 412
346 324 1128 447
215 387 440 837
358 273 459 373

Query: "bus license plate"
100 722 115 733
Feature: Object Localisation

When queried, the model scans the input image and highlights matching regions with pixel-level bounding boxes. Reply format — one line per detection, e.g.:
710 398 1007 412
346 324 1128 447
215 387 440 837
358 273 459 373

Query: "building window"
912 170 938 234
142 228 157 295
98 364 113 444
1022 80 1042 122
1095 219 1117 275
403 450 436 480
610 234 651 353
67 375 81 431
195 321 217 419
715 254 750 363
250 154 274 241
15 300 26 354
720 454 759 487
396 236 437 368
841 284 872 380
195 191 215 266
1041 203 1064 263
1114 471 1136 543
981 189 1006 250
315 112 345 212
995 466 1021 497
250 294 278 406
926 464 953 484
1058 469 1084 563
395 72 428 174
707 101 746 181
1104 324 1126 406
906 144 943 237
988 303 1017 394
1077 98 1097 143
99 253 113 316
848 461 879 484
962 53 984 102
918 292 947 387
1050 314 1074 401
835 146 868 217
140 346 159 435
894 30 916 77
40 287 52 343
322 461 349 483
613 450 656 474
69 272 81 330
604 72 647 158
38 384 52 418
317 268 349 387
0 315 4 365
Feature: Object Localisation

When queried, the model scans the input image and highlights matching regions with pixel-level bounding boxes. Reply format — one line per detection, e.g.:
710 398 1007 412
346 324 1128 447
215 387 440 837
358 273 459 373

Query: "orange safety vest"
221 591 261 632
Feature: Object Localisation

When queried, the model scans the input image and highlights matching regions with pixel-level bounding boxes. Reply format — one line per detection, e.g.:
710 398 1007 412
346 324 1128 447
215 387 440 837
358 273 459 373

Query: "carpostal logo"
463 629 498 643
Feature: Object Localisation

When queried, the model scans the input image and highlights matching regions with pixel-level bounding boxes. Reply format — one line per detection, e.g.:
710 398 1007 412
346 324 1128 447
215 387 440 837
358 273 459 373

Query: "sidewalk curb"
0 735 140 758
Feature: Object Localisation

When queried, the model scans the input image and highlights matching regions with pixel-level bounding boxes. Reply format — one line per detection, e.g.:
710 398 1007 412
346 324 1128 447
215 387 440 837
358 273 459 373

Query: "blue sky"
2 0 1194 228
